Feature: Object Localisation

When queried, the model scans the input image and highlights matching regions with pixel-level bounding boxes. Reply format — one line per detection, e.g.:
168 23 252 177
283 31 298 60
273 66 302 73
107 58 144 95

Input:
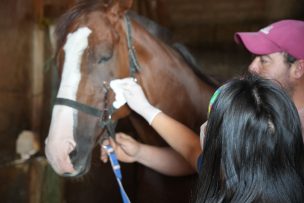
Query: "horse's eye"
93 43 113 64
98 55 111 64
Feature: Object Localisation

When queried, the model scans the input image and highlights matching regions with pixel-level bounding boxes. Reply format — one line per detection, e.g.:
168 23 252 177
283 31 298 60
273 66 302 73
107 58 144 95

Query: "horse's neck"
129 21 214 132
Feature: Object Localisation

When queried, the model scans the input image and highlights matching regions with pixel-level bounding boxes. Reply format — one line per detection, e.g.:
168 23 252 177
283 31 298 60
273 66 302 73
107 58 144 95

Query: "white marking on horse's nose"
46 27 92 176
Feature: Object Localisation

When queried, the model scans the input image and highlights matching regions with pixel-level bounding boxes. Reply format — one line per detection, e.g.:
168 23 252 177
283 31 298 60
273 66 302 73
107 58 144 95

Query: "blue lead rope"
103 145 131 203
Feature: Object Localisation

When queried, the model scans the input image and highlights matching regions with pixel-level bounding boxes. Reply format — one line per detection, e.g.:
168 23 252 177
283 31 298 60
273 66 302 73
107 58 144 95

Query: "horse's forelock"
55 1 108 53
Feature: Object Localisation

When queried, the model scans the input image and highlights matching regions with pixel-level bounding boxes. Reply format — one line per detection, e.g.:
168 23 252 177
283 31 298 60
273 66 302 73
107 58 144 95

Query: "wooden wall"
0 1 65 202
166 0 304 47
0 0 33 165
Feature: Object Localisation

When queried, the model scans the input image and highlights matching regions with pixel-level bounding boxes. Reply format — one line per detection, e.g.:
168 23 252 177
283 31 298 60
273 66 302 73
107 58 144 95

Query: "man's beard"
282 79 295 97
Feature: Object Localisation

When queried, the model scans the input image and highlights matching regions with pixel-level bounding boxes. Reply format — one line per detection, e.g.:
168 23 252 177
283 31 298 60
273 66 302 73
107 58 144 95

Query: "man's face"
248 52 295 94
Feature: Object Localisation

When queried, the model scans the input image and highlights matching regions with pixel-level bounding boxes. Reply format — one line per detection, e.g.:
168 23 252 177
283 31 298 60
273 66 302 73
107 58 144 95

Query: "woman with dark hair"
103 74 304 202
194 75 304 202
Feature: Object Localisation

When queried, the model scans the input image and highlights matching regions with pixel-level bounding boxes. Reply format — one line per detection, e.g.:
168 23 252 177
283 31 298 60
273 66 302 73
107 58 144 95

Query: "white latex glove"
110 78 161 124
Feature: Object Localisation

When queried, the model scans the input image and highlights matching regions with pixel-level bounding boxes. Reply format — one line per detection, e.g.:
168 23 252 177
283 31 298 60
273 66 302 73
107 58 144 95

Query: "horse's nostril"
69 148 78 164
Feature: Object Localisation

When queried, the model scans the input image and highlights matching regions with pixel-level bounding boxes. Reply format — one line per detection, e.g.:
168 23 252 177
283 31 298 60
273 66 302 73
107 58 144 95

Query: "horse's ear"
118 0 133 13
106 0 133 23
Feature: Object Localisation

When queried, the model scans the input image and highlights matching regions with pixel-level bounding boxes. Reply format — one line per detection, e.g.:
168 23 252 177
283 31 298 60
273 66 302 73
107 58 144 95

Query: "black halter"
54 15 140 141
55 82 117 141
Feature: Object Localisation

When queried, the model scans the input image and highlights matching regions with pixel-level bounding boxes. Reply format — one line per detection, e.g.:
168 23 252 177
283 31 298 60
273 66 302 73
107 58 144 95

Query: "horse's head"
45 0 134 177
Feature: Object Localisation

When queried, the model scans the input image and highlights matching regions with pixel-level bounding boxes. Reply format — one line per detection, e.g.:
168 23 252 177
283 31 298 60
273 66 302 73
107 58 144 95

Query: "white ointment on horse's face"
45 27 92 175
109 79 128 109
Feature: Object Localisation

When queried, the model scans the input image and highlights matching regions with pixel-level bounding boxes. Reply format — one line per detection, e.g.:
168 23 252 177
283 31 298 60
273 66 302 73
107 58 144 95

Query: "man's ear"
293 59 304 79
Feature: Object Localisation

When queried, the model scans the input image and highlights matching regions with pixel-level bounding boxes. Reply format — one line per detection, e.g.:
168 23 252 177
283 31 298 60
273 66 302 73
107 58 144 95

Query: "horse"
44 0 216 202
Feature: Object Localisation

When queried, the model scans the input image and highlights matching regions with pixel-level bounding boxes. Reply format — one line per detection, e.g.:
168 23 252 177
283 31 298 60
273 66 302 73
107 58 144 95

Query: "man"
101 19 304 175
235 19 304 132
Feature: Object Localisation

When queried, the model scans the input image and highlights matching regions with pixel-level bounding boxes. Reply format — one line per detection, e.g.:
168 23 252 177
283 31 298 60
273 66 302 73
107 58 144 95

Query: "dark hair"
194 74 304 203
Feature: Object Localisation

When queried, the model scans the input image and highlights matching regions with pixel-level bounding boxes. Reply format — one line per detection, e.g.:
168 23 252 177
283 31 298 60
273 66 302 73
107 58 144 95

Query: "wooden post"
29 158 64 203
31 24 44 137
33 0 44 23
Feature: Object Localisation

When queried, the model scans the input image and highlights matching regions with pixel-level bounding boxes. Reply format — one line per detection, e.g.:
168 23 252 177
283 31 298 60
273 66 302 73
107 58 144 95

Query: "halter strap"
55 98 116 130
125 15 141 77
103 145 131 203
55 98 104 117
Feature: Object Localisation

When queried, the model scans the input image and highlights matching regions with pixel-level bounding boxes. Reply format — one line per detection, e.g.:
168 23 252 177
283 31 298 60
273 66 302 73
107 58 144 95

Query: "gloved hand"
110 78 161 124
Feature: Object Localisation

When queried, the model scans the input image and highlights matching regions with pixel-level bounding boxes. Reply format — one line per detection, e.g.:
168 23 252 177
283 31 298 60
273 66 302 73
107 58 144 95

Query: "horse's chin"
62 152 92 178
60 162 90 177
62 165 90 178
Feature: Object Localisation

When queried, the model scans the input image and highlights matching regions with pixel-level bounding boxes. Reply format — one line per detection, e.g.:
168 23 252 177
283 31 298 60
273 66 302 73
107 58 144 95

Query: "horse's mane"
127 11 172 44
172 43 219 88
55 1 219 87
128 12 219 88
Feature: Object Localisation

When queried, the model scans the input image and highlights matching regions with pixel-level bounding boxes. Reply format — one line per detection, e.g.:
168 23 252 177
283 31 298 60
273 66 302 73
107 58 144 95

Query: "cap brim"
234 32 282 55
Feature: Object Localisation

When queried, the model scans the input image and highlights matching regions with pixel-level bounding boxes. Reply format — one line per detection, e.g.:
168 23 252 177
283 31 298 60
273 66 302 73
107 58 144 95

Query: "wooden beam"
31 25 44 135
32 0 44 22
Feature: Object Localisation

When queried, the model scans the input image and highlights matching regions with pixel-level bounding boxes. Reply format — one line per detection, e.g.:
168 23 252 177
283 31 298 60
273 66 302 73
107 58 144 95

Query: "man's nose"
248 57 260 74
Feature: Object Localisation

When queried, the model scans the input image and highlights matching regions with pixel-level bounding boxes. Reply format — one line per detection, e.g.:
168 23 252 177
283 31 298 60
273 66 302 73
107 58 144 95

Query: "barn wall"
0 0 33 165
0 0 33 202
0 1 63 203
167 0 303 47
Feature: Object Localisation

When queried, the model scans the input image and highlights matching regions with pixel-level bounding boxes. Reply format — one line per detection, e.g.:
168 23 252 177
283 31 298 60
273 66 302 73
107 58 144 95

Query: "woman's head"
196 74 304 203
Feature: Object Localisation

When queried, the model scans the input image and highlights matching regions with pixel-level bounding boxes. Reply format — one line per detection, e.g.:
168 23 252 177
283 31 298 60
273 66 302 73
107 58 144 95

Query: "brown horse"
45 0 215 202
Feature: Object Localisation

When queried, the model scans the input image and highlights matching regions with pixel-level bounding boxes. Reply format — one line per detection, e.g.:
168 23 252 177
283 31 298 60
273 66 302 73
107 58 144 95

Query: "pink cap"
235 20 304 59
